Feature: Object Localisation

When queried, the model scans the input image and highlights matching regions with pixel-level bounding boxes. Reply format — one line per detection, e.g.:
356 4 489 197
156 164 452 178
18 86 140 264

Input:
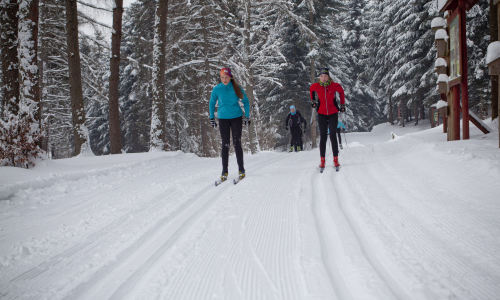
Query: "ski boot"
221 172 228 181
289 146 294 153
339 144 343 150
319 157 325 173
234 171 245 185
334 156 340 172
297 146 301 152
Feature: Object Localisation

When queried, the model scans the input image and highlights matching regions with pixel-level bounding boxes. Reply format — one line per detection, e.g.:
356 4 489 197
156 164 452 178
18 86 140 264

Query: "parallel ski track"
309 167 354 300
63 153 289 300
2 155 213 299
337 144 500 299
128 153 304 300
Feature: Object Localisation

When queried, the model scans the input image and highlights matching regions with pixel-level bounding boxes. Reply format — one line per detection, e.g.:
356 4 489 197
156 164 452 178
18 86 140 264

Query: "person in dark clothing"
310 68 345 168
285 105 306 152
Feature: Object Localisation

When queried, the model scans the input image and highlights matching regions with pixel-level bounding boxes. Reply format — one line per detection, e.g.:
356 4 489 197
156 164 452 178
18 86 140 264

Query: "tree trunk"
150 0 168 151
39 0 48 152
414 99 419 125
388 94 394 125
109 0 123 154
18 0 40 120
65 0 89 156
0 0 20 116
420 99 425 120
309 10 317 148
491 0 498 120
242 0 259 154
201 9 212 157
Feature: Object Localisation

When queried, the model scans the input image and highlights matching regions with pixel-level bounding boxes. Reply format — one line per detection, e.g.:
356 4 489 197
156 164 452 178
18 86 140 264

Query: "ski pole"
343 110 348 147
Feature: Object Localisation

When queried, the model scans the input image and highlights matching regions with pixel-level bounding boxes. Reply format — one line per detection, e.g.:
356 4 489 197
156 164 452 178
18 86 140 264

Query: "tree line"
0 0 491 167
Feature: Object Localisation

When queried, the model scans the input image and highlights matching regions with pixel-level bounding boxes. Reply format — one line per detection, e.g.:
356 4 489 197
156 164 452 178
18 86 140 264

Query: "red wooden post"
441 93 447 133
459 0 470 139
452 85 461 140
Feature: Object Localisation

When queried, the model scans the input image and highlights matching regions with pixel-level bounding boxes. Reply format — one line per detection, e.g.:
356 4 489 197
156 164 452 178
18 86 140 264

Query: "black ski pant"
318 113 339 157
219 117 244 173
290 127 301 149
337 127 342 144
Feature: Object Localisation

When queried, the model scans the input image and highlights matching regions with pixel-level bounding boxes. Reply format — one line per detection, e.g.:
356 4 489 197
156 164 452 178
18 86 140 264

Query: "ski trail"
127 153 308 300
336 142 500 299
328 170 414 300
2 156 215 299
309 168 350 300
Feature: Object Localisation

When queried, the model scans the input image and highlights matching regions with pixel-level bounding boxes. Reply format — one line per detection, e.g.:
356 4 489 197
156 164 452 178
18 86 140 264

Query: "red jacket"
309 81 345 115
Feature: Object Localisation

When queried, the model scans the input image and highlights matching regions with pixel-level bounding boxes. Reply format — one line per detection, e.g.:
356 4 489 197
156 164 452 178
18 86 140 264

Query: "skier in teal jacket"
209 68 250 182
337 120 346 149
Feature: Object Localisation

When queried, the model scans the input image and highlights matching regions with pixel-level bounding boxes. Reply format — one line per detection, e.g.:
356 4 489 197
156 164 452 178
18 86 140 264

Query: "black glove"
285 126 289 131
210 118 217 128
340 104 346 112
244 117 251 126
303 128 307 133
311 100 317 108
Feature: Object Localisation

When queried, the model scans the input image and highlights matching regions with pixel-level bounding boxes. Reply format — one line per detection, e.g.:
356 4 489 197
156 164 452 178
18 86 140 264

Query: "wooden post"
459 0 470 139
441 94 448 133
498 0 500 147
448 85 460 141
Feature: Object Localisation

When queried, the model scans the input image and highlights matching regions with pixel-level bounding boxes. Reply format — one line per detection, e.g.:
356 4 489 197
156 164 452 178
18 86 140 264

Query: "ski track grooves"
68 153 288 299
4 186 179 300
133 153 298 299
342 146 500 299
310 168 352 300
328 170 412 300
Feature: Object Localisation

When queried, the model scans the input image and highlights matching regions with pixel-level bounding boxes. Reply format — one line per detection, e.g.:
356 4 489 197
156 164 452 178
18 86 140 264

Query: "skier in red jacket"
309 68 345 170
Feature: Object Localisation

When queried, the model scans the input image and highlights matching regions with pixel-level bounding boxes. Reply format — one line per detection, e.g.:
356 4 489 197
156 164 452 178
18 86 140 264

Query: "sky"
80 0 138 40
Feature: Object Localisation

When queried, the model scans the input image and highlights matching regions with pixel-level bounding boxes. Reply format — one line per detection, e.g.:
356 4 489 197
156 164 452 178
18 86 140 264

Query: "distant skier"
310 68 345 170
285 105 307 152
209 68 250 182
337 120 346 149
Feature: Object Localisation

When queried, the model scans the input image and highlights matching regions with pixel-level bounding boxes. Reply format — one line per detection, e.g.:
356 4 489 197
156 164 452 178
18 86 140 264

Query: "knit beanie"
318 68 329 76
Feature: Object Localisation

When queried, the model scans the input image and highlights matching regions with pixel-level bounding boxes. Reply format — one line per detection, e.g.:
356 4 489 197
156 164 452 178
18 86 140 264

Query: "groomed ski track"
1 125 499 299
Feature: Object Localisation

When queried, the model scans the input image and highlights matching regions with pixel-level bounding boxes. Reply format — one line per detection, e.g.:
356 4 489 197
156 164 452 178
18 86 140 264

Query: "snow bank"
486 41 500 65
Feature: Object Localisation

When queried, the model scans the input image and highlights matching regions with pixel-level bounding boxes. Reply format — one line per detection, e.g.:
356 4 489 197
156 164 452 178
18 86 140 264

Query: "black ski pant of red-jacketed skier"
219 117 245 174
318 113 339 157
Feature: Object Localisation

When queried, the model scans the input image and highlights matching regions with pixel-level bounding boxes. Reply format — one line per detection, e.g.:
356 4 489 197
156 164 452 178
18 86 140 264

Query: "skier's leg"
231 117 245 173
337 127 342 145
318 114 328 157
292 127 300 150
219 119 231 174
329 114 339 156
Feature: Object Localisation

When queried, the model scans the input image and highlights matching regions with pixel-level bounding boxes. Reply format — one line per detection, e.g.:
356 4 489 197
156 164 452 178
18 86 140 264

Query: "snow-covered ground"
1 119 499 300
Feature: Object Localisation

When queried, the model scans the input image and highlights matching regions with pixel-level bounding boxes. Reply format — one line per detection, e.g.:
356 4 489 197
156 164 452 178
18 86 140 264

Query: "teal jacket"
209 81 250 119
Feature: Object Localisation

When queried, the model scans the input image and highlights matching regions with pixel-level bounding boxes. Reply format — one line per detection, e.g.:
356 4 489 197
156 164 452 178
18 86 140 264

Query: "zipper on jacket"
325 86 328 115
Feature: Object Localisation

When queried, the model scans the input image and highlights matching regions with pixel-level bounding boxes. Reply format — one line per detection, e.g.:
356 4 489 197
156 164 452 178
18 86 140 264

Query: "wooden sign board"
448 12 461 87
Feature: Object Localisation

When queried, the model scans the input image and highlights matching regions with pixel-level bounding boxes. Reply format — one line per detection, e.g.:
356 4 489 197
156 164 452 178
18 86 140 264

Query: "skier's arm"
209 89 217 119
285 113 290 127
240 86 250 118
338 84 345 105
309 87 318 108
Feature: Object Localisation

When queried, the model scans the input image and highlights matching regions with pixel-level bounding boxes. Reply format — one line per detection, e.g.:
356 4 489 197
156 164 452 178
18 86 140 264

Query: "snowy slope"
1 119 499 300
